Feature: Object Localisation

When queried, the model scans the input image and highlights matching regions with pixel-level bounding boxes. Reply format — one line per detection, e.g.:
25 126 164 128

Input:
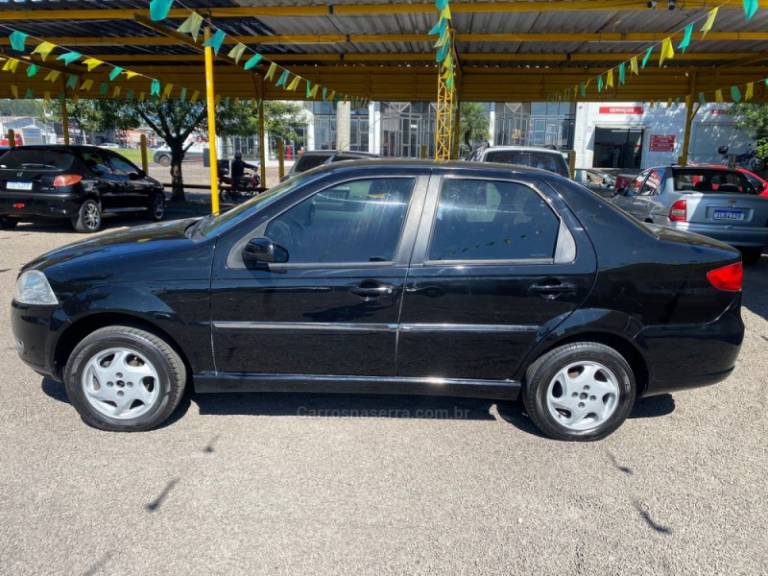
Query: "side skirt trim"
194 373 521 401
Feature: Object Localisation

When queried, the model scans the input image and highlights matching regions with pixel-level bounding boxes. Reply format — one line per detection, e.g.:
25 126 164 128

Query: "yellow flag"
162 83 174 98
659 37 675 66
80 79 94 92
265 62 277 81
44 70 61 82
745 82 754 101
2 58 19 73
32 41 57 62
215 94 222 106
287 75 301 91
44 91 51 101
630 56 639 75
10 85 18 99
439 6 451 21
190 90 200 103
310 84 320 99
701 7 718 36
113 86 121 98
715 89 723 103
125 71 140 80
82 58 103 72
606 69 614 88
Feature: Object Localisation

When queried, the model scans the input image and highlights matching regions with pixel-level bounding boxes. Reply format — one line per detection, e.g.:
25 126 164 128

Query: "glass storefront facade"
380 102 437 158
307 102 370 151
495 102 576 149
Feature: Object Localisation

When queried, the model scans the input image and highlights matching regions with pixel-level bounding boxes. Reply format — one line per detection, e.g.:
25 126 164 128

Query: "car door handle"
529 281 577 297
350 284 395 298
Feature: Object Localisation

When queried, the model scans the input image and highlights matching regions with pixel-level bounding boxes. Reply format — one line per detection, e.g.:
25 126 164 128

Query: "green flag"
9 30 28 52
678 23 693 52
177 13 204 41
151 79 161 96
730 85 742 102
743 0 758 20
26 64 39 78
150 0 175 22
203 29 227 55
244 54 263 71
57 51 82 66
109 67 124 82
641 46 653 69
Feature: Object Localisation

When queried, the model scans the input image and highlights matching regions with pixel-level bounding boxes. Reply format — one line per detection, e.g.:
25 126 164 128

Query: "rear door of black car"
397 173 597 381
106 152 150 210
78 149 125 210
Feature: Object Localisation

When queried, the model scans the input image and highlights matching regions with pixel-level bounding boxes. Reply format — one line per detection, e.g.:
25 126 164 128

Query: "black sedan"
10 161 744 440
0 145 166 232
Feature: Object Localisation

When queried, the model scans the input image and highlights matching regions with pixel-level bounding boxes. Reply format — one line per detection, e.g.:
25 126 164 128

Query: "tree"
731 103 768 162
459 102 491 156
0 99 45 117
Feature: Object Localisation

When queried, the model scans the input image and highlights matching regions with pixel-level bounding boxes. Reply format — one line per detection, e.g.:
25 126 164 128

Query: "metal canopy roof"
0 0 767 101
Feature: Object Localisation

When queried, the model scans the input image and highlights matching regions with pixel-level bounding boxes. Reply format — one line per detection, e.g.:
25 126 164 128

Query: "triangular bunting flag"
630 56 639 75
57 51 81 66
310 84 320 99
287 75 301 91
715 89 724 103
66 75 78 90
44 91 51 101
699 92 706 106
228 43 248 64
322 87 328 100
83 58 103 72
701 7 718 36
180 87 187 101
162 83 174 98
659 37 675 66
113 86 121 98
606 69 614 88
151 79 161 96
10 85 18 99
9 31 28 53
26 64 39 78
126 90 135 100
125 71 140 80
244 54 263 71
191 90 200 103
743 0 758 20
24 88 34 99
641 46 653 69
745 82 754 101
618 63 626 85
579 82 586 97
80 79 94 92
99 82 109 96
597 75 603 93
177 12 204 41
44 70 61 83
2 58 19 73
731 85 742 102
109 67 124 82
305 80 312 98
150 0 175 22
32 41 57 62
276 69 290 87
203 29 227 55
265 62 278 81
678 23 693 52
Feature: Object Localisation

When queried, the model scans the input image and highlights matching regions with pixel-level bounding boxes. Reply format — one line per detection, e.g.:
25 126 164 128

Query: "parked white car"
470 145 570 178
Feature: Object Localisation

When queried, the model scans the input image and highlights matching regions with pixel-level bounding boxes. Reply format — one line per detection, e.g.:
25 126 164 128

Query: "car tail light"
669 199 687 222
707 262 743 292
53 174 82 188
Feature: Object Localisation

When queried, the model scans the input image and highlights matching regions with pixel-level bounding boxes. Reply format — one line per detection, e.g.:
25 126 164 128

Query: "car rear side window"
295 154 330 173
483 150 568 176
0 149 74 170
265 177 415 264
673 169 750 194
428 179 560 262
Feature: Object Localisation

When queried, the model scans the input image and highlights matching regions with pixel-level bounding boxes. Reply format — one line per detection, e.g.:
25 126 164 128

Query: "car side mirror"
242 237 289 269
128 171 144 180
615 186 627 197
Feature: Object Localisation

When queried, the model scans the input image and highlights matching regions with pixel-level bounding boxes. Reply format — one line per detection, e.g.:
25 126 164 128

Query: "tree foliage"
459 102 491 156
731 103 768 160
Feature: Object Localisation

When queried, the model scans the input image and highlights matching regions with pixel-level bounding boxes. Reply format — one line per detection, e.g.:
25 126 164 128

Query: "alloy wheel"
545 360 620 432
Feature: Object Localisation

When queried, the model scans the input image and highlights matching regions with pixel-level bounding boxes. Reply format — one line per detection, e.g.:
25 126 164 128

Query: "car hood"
23 218 213 285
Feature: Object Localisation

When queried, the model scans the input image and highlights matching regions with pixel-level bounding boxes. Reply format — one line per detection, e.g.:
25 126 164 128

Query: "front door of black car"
79 150 125 210
211 176 426 376
397 175 597 381
106 153 149 209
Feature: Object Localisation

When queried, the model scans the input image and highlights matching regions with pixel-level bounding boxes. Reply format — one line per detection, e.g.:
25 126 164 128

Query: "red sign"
649 135 676 152
599 106 644 115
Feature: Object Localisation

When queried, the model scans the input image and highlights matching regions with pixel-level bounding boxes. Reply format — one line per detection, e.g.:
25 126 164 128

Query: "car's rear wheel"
149 192 165 221
64 326 186 432
522 342 636 441
0 217 18 229
740 247 762 266
72 199 102 233
156 154 171 167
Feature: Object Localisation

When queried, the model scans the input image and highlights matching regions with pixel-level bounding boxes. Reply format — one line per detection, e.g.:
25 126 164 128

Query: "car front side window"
263 177 416 265
428 179 560 262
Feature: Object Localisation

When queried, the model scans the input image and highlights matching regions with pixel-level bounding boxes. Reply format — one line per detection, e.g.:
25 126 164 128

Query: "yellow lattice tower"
434 29 457 161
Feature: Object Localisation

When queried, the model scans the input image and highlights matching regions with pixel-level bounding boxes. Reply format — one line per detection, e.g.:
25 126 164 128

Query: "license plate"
6 181 33 191
713 209 745 221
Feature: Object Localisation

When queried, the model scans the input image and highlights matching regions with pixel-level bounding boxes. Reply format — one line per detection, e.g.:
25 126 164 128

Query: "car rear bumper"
11 299 62 379
671 221 768 248
0 192 80 220
637 299 744 396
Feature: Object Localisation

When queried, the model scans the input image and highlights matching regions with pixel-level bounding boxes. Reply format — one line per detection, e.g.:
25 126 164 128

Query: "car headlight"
15 270 59 306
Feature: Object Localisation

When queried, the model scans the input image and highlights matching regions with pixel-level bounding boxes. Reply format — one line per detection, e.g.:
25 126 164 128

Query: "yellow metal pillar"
435 29 457 161
140 134 149 173
277 139 285 180
204 29 220 214
679 74 699 167
60 91 70 145
258 95 267 187
6 129 16 148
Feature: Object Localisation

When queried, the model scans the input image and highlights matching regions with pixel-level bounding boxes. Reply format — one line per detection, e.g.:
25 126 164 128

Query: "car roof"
304 158 561 178
480 146 563 154
11 144 106 153
301 150 378 157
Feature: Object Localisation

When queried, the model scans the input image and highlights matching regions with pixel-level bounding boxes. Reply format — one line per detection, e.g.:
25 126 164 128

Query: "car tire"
522 342 636 441
0 217 18 229
148 192 165 222
72 198 102 233
64 326 187 432
740 247 762 266
156 154 171 167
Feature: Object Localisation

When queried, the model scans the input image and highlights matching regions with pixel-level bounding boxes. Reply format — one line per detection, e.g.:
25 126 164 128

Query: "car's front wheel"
72 198 102 233
64 326 187 432
148 192 165 221
522 342 636 441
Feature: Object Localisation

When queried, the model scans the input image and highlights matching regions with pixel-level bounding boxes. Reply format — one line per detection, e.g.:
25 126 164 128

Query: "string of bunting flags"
0 26 201 104
429 0 456 91
549 1 762 104
149 0 369 108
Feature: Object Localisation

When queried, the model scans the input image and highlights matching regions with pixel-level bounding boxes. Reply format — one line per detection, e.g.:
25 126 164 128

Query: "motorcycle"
218 160 263 203
718 145 766 172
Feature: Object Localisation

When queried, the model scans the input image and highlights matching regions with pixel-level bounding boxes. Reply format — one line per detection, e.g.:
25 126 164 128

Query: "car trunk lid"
0 149 76 194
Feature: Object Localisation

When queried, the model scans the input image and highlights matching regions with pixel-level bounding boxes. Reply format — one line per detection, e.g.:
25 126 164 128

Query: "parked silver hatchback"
612 166 768 264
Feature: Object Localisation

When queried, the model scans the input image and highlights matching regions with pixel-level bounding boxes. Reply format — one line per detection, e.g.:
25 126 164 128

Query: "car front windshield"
195 174 312 237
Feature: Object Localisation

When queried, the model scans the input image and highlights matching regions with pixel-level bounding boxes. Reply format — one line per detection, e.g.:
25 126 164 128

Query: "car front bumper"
11 299 63 380
0 192 81 220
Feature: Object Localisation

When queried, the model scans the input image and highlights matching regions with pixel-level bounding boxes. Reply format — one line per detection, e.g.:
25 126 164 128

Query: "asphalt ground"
0 216 766 576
